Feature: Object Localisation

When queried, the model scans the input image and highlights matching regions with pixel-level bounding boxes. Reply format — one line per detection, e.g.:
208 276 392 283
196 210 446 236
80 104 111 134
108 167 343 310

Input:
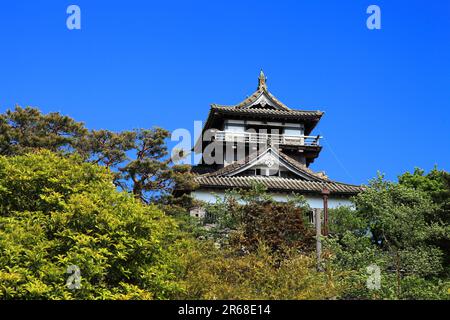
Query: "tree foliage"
326 174 450 299
118 128 196 204
0 106 87 155
178 242 341 300
399 167 450 272
0 106 448 300
0 106 195 206
0 151 188 299
204 184 314 254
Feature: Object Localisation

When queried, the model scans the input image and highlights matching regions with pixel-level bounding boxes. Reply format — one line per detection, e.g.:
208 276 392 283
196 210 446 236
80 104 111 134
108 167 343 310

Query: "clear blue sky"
0 0 449 185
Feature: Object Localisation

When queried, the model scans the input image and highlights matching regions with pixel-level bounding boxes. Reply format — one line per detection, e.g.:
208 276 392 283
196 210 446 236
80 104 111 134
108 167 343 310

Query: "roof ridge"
210 105 323 114
203 147 328 182
194 175 365 194
203 148 269 177
277 150 330 182
212 73 292 111
197 147 365 188
200 174 361 184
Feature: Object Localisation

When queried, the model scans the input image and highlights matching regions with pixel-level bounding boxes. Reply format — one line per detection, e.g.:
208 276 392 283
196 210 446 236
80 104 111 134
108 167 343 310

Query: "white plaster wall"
224 123 245 132
191 190 353 209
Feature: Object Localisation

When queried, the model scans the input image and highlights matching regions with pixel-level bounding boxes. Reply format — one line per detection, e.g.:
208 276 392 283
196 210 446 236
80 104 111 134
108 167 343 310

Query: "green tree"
326 173 449 299
178 242 341 300
0 151 189 299
118 127 196 204
0 106 87 155
0 106 195 208
78 129 135 169
399 167 450 272
203 184 314 254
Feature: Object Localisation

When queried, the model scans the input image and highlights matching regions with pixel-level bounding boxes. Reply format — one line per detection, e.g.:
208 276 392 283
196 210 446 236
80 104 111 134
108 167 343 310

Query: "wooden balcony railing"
214 131 321 146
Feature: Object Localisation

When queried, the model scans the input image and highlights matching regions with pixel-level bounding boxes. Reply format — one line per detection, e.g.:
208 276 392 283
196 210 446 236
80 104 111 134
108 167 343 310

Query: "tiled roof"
210 105 323 119
278 150 329 180
189 73 360 196
194 73 324 150
205 148 327 181
193 147 364 195
194 106 323 151
212 71 290 110
210 72 323 117
195 176 364 195
212 89 291 111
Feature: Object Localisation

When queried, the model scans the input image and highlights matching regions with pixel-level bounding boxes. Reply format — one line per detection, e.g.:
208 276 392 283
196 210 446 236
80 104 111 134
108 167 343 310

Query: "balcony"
214 131 321 146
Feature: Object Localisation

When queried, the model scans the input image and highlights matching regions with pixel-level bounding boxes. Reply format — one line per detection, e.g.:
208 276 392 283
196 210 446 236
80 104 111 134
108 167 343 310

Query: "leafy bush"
176 185 328 299
325 174 450 300
204 185 315 254
235 201 314 254
399 167 450 274
0 151 188 299
178 242 341 300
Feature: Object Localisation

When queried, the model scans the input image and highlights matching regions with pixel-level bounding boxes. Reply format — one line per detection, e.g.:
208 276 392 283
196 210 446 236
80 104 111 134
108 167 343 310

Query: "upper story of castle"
194 71 324 169
188 72 363 196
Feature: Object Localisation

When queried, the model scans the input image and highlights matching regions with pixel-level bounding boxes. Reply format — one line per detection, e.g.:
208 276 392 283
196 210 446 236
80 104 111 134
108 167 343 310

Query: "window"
307 210 315 224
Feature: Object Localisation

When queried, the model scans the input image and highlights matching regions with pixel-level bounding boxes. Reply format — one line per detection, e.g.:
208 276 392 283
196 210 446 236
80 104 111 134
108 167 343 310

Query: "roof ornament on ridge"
228 71 291 110
210 71 300 111
258 69 267 91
